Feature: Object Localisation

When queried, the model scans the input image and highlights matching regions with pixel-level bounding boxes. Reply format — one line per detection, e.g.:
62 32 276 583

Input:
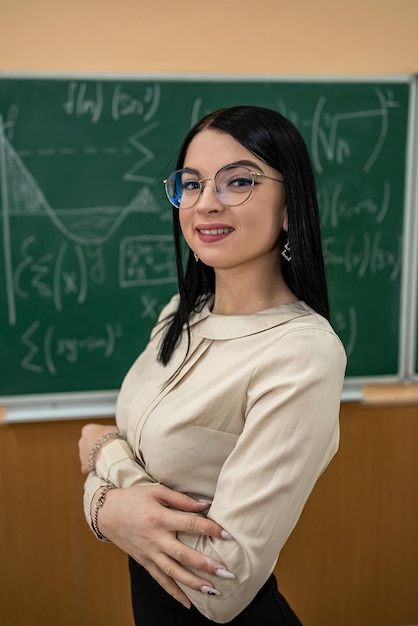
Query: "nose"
195 178 223 212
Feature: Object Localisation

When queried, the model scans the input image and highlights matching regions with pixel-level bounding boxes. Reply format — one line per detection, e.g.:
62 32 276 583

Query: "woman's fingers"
142 553 222 600
144 561 192 609
158 499 234 544
96 485 236 598
177 509 233 541
159 555 223 596
154 487 233 541
140 490 235 577
157 531 235 580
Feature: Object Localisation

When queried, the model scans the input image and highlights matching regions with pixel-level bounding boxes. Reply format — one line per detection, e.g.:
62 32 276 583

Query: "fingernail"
197 499 212 506
220 530 234 540
176 597 191 609
215 567 236 580
201 585 221 596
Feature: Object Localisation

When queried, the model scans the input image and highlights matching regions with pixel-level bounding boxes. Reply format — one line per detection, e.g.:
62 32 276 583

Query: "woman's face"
179 129 288 276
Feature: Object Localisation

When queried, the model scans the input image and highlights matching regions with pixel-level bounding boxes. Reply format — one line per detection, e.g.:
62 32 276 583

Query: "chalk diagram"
275 88 400 174
0 110 177 328
273 88 404 364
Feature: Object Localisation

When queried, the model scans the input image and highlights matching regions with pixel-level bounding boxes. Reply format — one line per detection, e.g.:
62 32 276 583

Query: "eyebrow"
182 160 264 176
229 160 264 171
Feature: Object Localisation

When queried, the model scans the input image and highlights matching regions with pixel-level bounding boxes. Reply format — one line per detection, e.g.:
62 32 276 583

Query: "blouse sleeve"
83 439 158 529
176 326 346 623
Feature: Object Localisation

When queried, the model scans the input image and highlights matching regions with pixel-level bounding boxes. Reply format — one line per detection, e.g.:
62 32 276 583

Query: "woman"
79 105 346 625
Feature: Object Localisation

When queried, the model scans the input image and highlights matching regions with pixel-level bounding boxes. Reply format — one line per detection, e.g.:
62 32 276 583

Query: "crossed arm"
79 423 235 610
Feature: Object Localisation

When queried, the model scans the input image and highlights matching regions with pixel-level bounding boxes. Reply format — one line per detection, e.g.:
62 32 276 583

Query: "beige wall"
2 0 418 75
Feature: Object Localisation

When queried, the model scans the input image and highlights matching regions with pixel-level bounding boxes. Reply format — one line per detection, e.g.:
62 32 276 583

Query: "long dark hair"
158 105 329 365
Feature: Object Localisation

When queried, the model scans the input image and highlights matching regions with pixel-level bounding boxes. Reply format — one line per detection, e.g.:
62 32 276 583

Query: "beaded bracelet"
91 485 115 542
88 431 127 474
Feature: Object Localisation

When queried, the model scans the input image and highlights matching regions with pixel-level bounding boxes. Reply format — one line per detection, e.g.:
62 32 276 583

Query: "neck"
211 266 297 316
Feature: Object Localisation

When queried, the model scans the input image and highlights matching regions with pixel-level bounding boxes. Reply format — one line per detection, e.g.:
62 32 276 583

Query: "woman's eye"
228 176 253 189
182 180 200 192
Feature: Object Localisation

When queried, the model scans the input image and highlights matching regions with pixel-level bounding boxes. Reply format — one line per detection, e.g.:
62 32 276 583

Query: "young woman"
79 105 346 625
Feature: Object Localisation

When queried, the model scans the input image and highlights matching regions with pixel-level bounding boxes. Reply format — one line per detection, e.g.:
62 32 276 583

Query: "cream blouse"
84 295 346 623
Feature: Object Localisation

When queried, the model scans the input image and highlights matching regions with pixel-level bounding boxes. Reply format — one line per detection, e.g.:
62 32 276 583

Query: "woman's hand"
78 423 119 473
94 484 235 608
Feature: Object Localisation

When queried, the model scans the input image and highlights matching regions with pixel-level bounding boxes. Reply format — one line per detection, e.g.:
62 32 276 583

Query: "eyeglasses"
163 163 284 210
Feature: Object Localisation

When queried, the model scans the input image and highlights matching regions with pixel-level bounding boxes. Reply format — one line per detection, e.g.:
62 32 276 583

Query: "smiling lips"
199 227 234 235
196 224 235 243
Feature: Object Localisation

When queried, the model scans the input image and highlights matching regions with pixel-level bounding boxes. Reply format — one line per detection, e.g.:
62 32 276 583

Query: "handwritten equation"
318 181 390 228
276 88 399 173
13 237 105 311
120 235 177 286
20 320 123 375
63 81 161 124
324 230 401 281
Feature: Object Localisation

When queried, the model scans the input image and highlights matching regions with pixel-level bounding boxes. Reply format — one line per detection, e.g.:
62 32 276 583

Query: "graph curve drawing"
0 120 162 247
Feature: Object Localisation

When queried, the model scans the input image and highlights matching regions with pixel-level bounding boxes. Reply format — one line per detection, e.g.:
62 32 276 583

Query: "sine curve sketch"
0 120 162 246
0 84 177 333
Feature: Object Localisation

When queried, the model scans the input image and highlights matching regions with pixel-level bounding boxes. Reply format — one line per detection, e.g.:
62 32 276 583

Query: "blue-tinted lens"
165 170 201 209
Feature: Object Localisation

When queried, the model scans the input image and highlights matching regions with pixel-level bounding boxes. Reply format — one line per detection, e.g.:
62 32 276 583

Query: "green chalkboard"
0 75 413 397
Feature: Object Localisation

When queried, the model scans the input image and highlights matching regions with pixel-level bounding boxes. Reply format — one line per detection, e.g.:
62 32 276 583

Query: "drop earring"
281 239 291 262
193 252 199 262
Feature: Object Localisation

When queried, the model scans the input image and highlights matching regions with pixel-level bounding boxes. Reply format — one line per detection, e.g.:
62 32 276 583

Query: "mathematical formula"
324 230 401 281
20 320 123 375
63 81 161 124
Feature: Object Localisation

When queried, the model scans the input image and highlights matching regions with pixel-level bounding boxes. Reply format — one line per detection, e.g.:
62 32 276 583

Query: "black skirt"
129 557 303 625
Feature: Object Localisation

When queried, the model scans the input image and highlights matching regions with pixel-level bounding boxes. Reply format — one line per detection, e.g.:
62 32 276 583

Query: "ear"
282 208 288 233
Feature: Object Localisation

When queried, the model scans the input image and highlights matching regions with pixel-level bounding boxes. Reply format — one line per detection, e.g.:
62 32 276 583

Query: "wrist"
91 485 115 542
88 431 127 474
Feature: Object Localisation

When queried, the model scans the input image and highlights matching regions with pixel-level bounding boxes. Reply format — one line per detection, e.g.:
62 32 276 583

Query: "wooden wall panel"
1 402 417 625
276 402 418 625
0 418 134 626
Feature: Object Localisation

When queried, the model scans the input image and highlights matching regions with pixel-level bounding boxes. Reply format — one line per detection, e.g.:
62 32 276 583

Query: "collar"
188 299 311 340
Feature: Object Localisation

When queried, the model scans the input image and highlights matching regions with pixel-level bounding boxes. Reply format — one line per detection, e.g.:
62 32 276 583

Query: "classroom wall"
2 0 418 75
1 1 418 625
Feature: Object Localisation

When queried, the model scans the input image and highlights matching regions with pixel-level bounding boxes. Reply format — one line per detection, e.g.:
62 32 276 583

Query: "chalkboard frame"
407 75 418 380
0 71 417 419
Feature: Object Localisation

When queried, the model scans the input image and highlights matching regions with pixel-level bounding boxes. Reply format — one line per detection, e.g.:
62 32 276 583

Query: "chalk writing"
63 81 161 125
120 235 177 287
112 84 160 122
319 181 390 228
333 307 357 359
12 237 109 312
311 89 399 173
277 89 399 174
56 324 123 364
63 82 104 124
324 231 402 281
1 119 161 245
20 321 124 374
123 122 160 184
140 293 159 319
